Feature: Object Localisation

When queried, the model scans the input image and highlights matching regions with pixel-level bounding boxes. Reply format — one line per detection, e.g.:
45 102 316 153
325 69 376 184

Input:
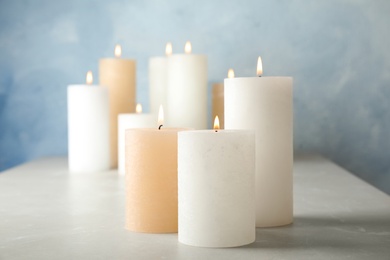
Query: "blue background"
0 0 389 194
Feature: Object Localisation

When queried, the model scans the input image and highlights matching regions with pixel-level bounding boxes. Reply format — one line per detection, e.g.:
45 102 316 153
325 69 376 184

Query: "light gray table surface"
0 155 389 259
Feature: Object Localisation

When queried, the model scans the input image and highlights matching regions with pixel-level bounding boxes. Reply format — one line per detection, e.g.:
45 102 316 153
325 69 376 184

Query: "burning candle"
117 103 155 175
67 71 110 172
178 117 255 247
166 41 207 129
125 106 189 233
224 56 293 227
149 42 172 114
99 44 136 168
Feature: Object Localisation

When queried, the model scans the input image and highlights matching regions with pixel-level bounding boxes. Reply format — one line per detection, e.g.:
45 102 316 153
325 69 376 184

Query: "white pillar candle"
166 41 207 129
178 118 255 247
67 71 110 172
224 57 293 227
118 104 155 175
149 42 172 114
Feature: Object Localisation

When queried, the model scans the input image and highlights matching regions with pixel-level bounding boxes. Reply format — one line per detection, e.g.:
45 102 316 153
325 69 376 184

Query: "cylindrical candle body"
178 130 255 247
67 85 110 172
125 128 187 233
149 57 168 114
166 54 207 129
212 82 224 129
118 114 155 175
225 77 293 227
99 58 136 168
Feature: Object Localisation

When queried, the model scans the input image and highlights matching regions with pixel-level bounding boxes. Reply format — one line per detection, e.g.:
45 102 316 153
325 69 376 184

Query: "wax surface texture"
225 77 293 227
99 58 136 168
67 85 110 172
125 128 187 233
178 130 255 247
117 113 155 175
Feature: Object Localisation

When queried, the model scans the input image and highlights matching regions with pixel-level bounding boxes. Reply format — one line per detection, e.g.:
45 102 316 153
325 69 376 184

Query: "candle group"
66 43 294 249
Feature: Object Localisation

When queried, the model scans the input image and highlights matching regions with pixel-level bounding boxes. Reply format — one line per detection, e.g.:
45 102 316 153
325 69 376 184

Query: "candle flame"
257 56 263 76
213 116 220 131
86 71 93 85
227 68 235 78
158 105 164 126
136 103 142 114
115 44 122 58
184 41 192 54
165 42 172 56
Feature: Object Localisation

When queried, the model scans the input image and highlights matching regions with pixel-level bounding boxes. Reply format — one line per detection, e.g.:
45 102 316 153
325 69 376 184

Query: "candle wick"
258 75 262 77
215 130 218 133
159 125 163 130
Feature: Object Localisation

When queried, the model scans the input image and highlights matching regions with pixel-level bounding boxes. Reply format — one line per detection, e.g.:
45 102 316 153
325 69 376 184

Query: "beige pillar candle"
99 44 136 168
212 69 234 129
125 106 188 233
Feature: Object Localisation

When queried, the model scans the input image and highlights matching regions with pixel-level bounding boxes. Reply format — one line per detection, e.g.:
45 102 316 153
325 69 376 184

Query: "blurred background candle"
125 106 188 233
149 42 172 114
224 57 293 227
99 44 136 168
166 41 207 129
178 117 255 247
118 103 155 175
67 71 110 172
212 68 234 129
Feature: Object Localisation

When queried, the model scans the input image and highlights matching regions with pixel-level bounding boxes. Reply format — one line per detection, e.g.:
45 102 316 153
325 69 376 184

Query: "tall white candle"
67 71 110 172
224 57 293 227
118 104 155 175
149 42 172 114
166 41 207 129
178 118 255 247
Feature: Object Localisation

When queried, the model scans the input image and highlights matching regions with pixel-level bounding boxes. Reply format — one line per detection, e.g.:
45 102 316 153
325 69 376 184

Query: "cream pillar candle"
99 44 136 168
67 71 110 172
125 106 188 233
211 69 235 129
178 118 255 247
166 41 207 129
118 104 155 175
149 42 172 114
224 57 293 227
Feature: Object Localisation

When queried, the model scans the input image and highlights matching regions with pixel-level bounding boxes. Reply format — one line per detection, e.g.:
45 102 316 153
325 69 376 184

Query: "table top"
1 155 389 259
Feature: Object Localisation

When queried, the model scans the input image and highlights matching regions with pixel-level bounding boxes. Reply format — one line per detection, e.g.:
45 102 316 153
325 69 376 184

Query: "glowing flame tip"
165 42 172 56
227 68 235 78
136 103 142 114
257 56 263 76
213 116 220 131
184 41 192 54
86 71 93 85
115 44 122 58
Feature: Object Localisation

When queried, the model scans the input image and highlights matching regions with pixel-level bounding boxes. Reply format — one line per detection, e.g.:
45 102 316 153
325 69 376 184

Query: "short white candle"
118 104 155 175
178 117 255 247
67 71 110 172
166 41 207 129
149 42 172 114
224 57 293 227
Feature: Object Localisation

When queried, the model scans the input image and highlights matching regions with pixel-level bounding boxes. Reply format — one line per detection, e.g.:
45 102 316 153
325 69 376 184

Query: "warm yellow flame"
86 71 93 85
165 42 172 56
227 68 235 78
257 56 263 76
115 44 122 58
158 105 164 126
184 41 192 54
213 116 220 131
136 103 142 114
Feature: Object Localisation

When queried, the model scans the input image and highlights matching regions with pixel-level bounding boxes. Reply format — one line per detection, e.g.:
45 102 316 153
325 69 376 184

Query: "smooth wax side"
224 77 293 227
212 82 224 129
125 128 186 233
178 130 255 247
67 85 110 172
149 57 168 114
166 54 207 129
99 58 136 168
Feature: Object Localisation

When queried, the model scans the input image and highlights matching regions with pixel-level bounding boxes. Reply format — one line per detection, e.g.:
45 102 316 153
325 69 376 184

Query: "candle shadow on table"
240 214 390 249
